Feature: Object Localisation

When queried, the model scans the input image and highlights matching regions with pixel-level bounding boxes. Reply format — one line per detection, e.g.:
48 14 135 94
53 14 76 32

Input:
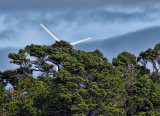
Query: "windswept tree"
1 41 160 115
0 41 126 116
138 43 160 75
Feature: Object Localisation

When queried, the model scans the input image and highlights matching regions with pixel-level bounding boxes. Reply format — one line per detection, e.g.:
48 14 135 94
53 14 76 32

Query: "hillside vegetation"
0 41 160 116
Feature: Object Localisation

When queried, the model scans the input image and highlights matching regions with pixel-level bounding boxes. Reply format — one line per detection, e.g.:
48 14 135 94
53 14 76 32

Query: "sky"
0 0 160 71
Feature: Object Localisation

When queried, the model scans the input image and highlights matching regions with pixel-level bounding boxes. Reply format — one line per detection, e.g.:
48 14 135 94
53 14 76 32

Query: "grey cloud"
75 26 160 62
1 0 160 12
0 0 107 12
38 7 160 26
0 29 16 40
1 0 160 29
0 0 160 72
88 10 146 23
6 7 158 28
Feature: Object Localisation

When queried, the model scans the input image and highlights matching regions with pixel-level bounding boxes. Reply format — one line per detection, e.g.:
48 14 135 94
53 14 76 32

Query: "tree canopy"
0 41 160 116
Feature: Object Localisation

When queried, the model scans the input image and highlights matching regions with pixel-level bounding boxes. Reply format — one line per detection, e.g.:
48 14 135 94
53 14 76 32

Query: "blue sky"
0 0 160 71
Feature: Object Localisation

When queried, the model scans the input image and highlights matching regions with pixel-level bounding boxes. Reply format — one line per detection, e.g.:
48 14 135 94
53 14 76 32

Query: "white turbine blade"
40 24 60 42
70 37 92 46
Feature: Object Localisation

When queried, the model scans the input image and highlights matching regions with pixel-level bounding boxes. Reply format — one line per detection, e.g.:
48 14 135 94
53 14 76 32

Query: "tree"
0 82 5 110
1 41 160 115
138 43 160 75
125 75 154 115
112 51 138 79
8 49 33 78
25 44 55 76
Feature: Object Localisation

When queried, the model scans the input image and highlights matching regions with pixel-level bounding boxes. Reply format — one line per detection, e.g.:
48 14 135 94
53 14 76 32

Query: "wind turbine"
40 24 92 72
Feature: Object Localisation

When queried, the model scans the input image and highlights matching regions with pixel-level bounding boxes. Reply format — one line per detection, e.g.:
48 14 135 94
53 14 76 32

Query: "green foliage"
134 111 160 116
0 88 38 116
0 82 5 106
150 83 160 106
132 75 153 96
138 43 160 75
112 51 137 67
0 70 19 86
1 41 160 115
